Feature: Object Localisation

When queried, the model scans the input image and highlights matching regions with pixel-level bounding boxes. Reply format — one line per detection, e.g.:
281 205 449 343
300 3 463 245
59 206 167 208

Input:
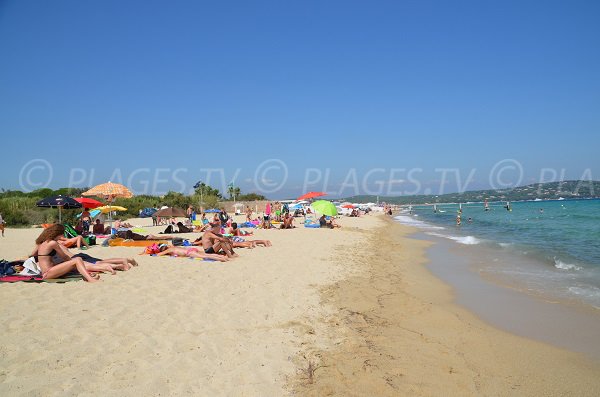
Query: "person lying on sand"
115 230 174 241
58 235 90 249
33 224 99 282
58 244 137 272
144 245 229 262
113 219 134 229
228 223 272 247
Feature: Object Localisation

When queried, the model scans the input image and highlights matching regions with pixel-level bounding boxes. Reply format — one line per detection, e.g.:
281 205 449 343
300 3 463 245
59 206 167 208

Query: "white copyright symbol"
19 159 54 192
254 159 288 194
489 159 523 191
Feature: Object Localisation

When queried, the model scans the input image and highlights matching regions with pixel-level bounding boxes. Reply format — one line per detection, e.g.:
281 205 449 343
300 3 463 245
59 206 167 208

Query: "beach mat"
0 274 82 283
108 238 169 247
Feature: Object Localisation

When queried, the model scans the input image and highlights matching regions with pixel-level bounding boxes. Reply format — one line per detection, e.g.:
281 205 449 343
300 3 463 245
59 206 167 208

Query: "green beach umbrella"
312 200 338 216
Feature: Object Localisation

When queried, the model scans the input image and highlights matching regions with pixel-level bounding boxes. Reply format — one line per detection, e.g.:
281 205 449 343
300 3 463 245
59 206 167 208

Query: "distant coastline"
345 180 600 204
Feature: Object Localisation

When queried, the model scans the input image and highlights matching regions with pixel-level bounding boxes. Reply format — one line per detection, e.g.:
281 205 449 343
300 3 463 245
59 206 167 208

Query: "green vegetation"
0 184 266 227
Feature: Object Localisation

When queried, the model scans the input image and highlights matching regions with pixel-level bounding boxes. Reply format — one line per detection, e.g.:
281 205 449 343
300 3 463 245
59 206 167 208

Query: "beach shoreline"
2 214 600 396
290 216 600 396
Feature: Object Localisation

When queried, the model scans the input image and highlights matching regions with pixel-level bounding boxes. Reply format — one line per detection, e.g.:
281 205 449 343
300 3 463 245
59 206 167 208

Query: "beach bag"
0 260 15 276
172 237 184 246
84 235 96 246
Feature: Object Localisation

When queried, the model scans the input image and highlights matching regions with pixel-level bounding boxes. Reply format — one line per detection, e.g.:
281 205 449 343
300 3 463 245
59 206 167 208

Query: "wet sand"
290 217 600 396
424 236 600 361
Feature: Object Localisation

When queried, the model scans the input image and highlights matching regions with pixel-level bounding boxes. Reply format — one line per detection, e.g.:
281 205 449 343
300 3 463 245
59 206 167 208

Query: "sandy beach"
1 214 600 396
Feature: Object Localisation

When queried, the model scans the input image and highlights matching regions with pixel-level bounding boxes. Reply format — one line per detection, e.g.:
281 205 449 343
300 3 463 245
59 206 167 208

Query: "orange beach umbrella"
82 182 133 200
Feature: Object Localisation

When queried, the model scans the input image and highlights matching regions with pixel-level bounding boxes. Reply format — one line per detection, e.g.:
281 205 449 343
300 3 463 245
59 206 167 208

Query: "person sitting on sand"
319 215 341 229
193 228 237 258
92 219 105 234
260 213 272 229
219 208 230 227
280 213 294 229
151 245 230 262
58 235 90 249
32 242 137 274
330 217 341 228
81 208 92 233
33 224 99 282
229 222 252 236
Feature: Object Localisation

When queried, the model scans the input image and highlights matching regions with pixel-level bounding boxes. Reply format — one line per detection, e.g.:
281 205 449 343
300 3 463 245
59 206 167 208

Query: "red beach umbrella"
341 204 355 209
74 197 104 209
297 191 326 201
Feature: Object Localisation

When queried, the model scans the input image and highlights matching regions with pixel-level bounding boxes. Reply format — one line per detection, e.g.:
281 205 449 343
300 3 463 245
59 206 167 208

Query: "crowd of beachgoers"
0 202 386 283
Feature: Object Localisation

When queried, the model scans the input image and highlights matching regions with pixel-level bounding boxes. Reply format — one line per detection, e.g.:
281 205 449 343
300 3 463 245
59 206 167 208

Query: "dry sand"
0 215 371 396
1 214 599 396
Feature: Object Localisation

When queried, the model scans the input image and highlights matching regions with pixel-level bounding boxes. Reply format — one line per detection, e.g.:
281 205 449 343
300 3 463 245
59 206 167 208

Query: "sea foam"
394 215 445 230
554 258 582 271
425 232 481 245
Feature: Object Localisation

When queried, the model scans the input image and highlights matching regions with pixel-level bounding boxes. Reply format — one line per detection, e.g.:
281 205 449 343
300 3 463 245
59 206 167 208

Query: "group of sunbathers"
142 217 272 261
29 210 279 282
31 224 138 282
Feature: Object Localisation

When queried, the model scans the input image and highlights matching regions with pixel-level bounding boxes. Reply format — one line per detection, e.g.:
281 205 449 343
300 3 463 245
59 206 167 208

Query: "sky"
1 0 599 198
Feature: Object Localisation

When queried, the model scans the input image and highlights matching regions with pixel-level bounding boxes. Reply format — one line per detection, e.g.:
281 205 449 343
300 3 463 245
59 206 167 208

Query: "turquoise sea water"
395 199 600 308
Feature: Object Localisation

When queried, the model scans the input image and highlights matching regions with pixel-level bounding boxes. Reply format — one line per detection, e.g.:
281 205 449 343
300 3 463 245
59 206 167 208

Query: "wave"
425 232 481 245
448 235 481 245
554 258 582 271
394 215 445 230
568 286 600 300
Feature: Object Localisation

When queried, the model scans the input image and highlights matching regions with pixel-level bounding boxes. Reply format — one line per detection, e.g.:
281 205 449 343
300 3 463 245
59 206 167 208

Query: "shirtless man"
194 228 238 258
280 213 294 229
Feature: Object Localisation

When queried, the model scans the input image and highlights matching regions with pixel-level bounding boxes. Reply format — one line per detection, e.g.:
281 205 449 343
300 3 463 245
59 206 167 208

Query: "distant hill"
343 180 600 205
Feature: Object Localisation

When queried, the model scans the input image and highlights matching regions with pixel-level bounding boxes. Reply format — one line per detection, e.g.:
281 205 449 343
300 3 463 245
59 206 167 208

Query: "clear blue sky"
1 0 599 198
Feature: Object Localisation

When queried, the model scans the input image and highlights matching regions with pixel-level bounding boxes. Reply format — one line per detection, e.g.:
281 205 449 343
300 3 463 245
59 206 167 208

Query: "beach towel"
108 238 169 247
0 274 82 283
19 257 41 276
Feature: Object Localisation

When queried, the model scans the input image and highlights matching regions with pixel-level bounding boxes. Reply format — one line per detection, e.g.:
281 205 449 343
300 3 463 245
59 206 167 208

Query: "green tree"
237 192 266 201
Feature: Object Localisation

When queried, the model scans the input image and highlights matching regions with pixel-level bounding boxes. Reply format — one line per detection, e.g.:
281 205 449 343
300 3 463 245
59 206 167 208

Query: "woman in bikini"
34 224 99 282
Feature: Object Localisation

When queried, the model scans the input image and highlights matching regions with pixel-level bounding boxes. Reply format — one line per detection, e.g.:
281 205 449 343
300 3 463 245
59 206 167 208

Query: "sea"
394 199 600 310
